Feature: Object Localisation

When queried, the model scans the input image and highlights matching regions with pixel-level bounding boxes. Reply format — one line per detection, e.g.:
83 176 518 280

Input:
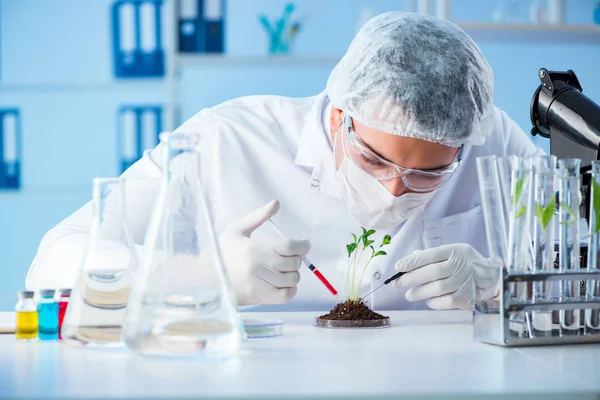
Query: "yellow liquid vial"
16 311 38 340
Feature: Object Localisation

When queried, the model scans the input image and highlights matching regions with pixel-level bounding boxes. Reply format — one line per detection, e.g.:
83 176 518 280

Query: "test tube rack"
473 268 600 346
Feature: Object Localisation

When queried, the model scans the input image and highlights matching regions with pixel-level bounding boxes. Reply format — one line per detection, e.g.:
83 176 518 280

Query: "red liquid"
58 301 68 340
313 270 338 296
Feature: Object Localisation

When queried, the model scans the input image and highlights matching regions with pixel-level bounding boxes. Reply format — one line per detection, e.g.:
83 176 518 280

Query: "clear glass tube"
496 155 514 231
586 160 600 334
558 158 581 336
476 156 507 262
506 156 533 337
532 155 556 336
122 132 243 358
475 156 505 313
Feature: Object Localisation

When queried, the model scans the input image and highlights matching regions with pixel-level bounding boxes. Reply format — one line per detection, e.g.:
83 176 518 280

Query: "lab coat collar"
294 91 341 199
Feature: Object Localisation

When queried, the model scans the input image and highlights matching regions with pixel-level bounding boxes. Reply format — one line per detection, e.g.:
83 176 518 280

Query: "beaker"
122 132 243 358
586 160 600 334
506 156 533 337
62 178 139 347
558 158 581 336
532 155 556 336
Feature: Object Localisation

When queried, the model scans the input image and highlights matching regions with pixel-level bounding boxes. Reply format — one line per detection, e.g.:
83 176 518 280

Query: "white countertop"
1 310 599 399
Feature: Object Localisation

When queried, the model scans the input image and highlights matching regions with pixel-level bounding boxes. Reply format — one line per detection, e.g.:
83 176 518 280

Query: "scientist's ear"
329 107 344 142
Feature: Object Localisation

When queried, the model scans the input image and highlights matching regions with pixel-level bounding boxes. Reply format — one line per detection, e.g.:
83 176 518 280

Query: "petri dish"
315 317 391 329
243 319 284 338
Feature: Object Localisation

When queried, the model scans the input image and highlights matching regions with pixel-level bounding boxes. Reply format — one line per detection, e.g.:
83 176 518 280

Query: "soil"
318 300 387 321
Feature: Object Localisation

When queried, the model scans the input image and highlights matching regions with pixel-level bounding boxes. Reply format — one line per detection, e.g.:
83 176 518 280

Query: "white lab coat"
26 91 541 311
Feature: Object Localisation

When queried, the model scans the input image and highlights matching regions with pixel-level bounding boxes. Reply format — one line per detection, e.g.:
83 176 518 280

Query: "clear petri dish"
315 317 391 329
243 319 284 338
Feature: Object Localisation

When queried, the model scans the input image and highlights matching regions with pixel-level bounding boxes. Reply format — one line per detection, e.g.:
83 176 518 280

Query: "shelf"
0 80 166 94
176 54 341 67
457 23 600 43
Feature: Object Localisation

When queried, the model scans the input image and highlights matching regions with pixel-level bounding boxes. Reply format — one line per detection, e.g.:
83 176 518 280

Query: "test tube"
586 160 600 334
532 155 557 336
506 156 533 337
475 156 506 313
558 158 581 336
476 156 507 262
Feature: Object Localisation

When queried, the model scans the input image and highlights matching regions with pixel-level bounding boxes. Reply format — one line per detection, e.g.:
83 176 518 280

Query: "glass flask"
122 132 243 358
61 178 139 347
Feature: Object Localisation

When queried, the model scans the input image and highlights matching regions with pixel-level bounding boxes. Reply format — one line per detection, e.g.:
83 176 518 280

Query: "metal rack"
474 269 600 346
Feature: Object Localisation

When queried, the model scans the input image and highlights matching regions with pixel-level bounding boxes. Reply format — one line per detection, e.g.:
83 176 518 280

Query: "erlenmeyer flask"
62 178 139 347
122 132 243 358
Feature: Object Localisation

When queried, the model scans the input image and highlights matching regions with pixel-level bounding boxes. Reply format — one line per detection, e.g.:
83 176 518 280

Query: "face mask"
333 130 437 229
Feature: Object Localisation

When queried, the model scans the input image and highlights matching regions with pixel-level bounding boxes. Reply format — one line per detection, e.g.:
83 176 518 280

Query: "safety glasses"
342 113 463 192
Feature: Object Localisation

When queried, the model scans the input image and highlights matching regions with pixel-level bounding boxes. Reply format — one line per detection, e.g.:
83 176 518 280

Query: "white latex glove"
219 200 311 307
394 243 499 310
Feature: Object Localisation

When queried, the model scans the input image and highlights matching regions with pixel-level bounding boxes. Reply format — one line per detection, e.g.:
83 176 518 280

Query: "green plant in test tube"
586 161 600 334
345 228 392 302
535 197 556 230
513 175 528 219
558 158 581 336
532 155 556 336
506 157 533 337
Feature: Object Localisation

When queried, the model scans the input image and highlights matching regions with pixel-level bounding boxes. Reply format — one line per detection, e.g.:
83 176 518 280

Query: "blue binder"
118 105 162 172
178 0 224 53
0 109 21 189
112 0 165 78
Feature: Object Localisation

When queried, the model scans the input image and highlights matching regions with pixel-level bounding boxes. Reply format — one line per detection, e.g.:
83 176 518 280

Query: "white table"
1 310 599 399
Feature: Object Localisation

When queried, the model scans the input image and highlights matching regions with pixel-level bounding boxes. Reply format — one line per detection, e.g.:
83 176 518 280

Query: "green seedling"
559 201 578 227
345 227 392 302
512 175 528 219
592 179 600 236
535 197 556 229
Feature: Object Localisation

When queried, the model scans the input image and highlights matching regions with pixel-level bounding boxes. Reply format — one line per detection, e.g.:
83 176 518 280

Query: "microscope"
530 68 600 270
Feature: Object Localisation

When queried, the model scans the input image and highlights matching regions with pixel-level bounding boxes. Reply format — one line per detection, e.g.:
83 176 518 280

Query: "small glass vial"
57 289 71 340
15 291 38 340
38 289 59 340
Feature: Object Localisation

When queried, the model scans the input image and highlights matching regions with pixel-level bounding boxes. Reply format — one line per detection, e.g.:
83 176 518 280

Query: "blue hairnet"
326 12 495 147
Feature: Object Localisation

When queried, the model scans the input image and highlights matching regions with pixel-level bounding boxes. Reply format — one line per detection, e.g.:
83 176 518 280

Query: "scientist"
27 12 540 311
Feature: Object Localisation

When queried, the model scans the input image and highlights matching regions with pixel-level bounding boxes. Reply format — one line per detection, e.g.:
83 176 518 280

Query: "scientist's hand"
219 200 311 307
394 243 499 310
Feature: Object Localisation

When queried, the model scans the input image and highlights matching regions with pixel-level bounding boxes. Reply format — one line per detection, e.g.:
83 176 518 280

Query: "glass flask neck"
91 178 122 226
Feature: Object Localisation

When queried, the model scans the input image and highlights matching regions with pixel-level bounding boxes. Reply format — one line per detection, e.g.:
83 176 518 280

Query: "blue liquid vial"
38 289 59 340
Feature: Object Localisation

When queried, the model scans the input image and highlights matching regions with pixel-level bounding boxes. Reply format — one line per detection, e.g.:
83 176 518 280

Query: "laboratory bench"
1 310 599 399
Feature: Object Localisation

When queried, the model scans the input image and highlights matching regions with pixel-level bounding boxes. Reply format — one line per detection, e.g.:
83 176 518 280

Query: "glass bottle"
15 291 38 340
558 158 581 336
122 132 243 358
57 289 71 340
61 178 138 347
38 289 58 340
